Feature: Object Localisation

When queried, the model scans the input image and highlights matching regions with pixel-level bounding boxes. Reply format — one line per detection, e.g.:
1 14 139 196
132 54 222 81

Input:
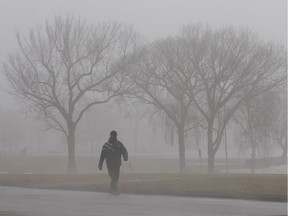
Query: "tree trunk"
249 118 256 174
134 119 138 153
251 147 256 173
67 126 76 173
177 126 186 172
207 118 215 173
208 148 215 173
280 135 287 163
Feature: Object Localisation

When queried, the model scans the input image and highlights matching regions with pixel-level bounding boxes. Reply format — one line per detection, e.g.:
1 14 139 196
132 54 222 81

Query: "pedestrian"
98 130 128 195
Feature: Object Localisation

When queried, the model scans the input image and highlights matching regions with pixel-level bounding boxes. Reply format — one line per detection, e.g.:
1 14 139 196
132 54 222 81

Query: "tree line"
2 16 287 173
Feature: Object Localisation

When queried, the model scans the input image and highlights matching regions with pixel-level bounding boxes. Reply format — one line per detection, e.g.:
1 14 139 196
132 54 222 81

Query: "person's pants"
107 166 120 192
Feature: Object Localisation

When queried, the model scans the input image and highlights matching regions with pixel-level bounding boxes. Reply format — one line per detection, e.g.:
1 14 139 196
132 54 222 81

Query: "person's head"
109 130 117 143
110 130 117 138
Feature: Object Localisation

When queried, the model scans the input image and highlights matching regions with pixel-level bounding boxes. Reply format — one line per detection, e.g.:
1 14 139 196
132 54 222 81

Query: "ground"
0 154 286 202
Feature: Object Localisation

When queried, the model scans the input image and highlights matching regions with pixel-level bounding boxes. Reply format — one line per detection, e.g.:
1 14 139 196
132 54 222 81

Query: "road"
0 186 286 216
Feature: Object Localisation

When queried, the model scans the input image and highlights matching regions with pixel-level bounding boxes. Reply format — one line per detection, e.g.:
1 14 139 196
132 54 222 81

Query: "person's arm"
98 149 107 170
121 143 128 161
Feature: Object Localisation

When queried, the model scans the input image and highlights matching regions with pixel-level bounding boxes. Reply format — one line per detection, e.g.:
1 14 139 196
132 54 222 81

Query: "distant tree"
260 88 287 162
3 16 138 172
77 110 99 153
76 106 111 153
270 93 287 161
234 96 267 173
128 37 200 171
181 24 286 173
0 110 24 154
234 89 287 172
117 102 152 153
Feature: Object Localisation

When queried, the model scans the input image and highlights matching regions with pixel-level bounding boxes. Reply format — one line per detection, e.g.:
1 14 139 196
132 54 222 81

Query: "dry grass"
121 173 287 200
0 154 286 201
0 173 286 202
0 154 246 173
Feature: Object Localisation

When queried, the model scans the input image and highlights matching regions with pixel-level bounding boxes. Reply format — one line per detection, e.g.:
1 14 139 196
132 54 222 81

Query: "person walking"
98 130 128 195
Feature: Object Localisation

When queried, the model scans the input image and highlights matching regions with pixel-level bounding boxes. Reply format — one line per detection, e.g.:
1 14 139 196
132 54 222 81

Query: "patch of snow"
255 165 287 174
225 165 287 174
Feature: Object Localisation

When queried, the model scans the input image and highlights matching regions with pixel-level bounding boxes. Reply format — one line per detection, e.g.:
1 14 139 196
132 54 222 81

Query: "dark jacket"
98 138 128 169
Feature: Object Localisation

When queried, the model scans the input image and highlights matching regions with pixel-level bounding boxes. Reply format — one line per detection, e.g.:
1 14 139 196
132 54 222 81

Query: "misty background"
0 0 286 173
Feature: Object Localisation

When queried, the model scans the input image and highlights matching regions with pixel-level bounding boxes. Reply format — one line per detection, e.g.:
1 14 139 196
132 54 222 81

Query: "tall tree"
234 96 267 173
128 38 200 171
234 88 287 172
3 16 137 172
270 90 287 161
181 25 286 173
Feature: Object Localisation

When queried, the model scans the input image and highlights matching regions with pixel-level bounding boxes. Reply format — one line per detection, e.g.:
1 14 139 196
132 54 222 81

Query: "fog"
0 0 286 109
0 0 286 174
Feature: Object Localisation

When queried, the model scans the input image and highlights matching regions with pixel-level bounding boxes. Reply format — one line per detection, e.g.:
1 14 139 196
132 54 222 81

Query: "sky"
0 0 287 109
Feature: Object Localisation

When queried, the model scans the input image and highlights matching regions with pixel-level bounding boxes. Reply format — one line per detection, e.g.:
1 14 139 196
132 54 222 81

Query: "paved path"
0 186 286 216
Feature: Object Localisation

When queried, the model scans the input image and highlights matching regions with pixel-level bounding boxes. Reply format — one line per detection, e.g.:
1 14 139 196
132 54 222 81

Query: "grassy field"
0 154 248 173
0 154 286 201
0 173 286 202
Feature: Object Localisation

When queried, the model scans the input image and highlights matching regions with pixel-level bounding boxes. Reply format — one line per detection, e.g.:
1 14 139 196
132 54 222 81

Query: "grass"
0 154 247 173
0 173 286 202
0 154 286 202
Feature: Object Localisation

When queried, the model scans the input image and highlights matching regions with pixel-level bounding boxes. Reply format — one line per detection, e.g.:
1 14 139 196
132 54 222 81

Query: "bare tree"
270 93 287 161
128 38 200 171
259 88 287 162
234 96 268 173
3 16 137 172
264 84 287 162
234 88 287 172
181 25 287 173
